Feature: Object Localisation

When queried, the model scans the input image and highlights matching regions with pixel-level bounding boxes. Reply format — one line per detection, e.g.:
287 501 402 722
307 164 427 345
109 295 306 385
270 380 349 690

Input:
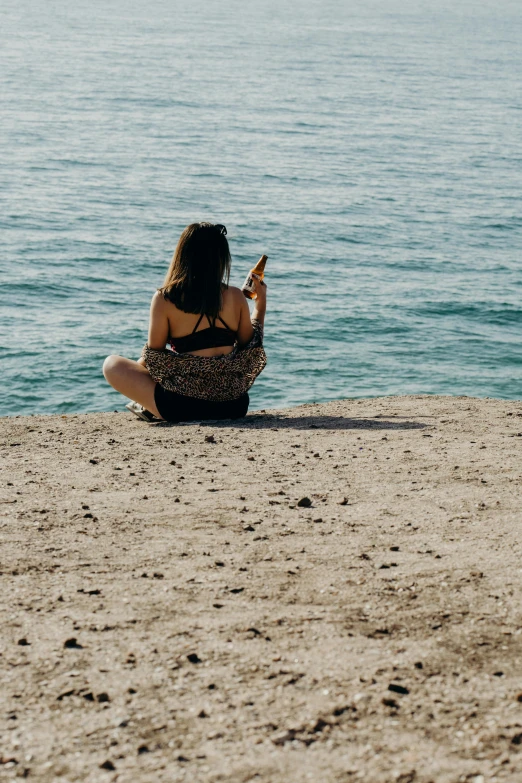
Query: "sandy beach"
1 395 522 783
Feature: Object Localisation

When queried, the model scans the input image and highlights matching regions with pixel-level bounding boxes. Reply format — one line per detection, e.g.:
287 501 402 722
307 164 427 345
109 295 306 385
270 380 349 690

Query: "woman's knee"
103 354 124 382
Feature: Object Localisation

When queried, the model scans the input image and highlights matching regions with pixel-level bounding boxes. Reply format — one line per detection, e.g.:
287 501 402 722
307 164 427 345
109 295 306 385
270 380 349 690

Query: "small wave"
412 301 522 327
483 221 522 231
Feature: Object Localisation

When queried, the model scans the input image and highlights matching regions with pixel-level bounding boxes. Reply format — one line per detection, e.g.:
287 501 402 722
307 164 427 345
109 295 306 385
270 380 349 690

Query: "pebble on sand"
64 638 83 649
388 683 409 695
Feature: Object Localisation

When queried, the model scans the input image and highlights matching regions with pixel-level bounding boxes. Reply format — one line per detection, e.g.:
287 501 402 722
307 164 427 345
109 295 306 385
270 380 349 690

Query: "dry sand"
1 395 522 783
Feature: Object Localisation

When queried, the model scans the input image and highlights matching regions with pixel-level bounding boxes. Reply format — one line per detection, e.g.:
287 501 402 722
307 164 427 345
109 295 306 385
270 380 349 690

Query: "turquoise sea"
1 0 521 416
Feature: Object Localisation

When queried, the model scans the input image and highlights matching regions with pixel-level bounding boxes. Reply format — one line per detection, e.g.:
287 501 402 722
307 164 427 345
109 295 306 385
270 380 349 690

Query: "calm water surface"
1 0 521 416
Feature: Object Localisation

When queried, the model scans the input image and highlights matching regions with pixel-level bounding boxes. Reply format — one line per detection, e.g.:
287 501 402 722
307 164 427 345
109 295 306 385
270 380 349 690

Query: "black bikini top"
170 313 236 354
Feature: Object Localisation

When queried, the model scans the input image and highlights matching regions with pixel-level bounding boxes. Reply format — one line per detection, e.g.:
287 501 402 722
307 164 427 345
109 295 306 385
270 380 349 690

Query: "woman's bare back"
149 286 254 357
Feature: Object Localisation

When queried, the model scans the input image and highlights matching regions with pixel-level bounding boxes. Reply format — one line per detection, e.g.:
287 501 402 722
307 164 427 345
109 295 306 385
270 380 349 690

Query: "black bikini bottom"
154 384 249 423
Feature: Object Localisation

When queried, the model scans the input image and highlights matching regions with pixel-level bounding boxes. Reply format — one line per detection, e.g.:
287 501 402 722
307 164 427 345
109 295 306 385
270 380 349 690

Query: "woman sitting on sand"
103 222 267 422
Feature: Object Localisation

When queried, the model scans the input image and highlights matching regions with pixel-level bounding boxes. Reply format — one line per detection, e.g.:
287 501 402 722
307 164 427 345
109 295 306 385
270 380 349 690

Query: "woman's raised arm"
236 292 255 347
250 273 267 326
236 274 267 347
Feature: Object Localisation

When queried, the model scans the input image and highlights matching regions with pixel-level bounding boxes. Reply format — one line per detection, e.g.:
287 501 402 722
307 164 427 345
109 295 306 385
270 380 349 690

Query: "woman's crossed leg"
102 356 163 419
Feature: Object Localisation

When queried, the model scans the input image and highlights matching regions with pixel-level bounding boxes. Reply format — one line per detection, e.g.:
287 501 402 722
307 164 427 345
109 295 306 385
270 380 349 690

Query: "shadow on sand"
153 414 429 431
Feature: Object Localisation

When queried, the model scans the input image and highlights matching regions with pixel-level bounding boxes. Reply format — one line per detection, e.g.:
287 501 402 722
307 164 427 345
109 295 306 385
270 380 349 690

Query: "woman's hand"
252 273 267 307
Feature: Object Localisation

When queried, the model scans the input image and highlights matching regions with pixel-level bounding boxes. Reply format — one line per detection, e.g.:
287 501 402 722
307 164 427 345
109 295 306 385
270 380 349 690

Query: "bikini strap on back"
191 313 205 334
217 315 233 331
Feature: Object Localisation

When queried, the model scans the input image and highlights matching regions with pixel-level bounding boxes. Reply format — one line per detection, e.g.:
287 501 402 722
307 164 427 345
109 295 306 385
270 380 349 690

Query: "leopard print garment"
142 320 267 402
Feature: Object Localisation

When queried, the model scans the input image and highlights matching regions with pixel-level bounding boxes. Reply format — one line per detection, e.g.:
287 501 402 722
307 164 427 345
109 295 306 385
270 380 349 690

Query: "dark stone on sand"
137 745 149 754
64 637 83 649
332 705 354 717
388 683 409 695
17 638 30 646
512 733 522 745
57 690 75 701
382 697 399 708
83 692 95 701
297 497 312 508
187 653 202 664
312 718 329 733
99 760 115 770
97 692 110 703
0 756 18 765
204 434 216 443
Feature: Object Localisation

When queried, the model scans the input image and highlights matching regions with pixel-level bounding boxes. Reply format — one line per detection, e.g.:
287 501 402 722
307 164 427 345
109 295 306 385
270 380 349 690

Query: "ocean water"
1 0 521 417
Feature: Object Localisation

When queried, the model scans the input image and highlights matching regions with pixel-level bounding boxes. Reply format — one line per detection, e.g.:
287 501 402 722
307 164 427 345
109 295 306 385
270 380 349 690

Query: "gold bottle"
242 255 267 300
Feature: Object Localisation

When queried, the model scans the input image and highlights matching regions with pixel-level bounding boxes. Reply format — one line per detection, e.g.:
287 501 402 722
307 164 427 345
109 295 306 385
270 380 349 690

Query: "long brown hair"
160 223 231 319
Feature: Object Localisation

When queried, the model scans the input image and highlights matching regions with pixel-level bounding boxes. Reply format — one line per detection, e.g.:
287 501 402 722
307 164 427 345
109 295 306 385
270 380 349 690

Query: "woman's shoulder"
152 289 167 304
223 286 248 314
151 289 175 314
221 286 247 329
223 285 244 303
